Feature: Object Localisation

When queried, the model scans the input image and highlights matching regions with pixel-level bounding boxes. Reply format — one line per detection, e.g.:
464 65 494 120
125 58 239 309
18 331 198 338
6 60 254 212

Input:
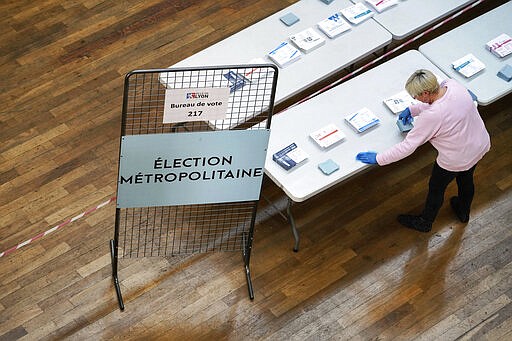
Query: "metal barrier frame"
110 65 278 310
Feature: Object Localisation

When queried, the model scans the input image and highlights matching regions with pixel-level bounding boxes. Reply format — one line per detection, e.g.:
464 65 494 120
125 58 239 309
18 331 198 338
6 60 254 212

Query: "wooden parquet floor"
1 0 511 340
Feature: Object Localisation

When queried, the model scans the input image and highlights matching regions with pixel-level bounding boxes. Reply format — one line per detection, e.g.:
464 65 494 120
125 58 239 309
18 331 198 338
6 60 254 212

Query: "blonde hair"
405 69 440 98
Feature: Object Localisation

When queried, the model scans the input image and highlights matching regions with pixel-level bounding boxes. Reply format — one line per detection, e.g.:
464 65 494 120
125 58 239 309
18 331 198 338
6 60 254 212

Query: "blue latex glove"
356 152 378 164
398 107 412 125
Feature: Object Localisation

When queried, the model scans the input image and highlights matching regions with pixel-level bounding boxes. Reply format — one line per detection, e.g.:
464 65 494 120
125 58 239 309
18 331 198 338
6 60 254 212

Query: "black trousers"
421 161 477 223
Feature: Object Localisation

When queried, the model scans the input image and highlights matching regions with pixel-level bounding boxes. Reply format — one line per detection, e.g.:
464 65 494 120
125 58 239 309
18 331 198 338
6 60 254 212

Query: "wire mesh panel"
121 66 277 135
118 202 258 257
115 65 278 259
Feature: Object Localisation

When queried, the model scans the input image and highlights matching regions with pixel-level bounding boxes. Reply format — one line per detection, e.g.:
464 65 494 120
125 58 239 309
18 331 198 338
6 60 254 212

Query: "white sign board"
117 130 270 208
163 87 230 123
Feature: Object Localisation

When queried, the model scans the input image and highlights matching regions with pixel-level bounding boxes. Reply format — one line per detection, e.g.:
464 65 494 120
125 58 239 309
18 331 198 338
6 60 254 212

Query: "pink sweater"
376 79 490 171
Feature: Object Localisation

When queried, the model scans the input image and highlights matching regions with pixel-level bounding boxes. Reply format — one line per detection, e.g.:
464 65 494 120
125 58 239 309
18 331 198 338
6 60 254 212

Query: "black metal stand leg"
110 239 125 311
286 198 300 252
242 234 255 300
244 262 255 300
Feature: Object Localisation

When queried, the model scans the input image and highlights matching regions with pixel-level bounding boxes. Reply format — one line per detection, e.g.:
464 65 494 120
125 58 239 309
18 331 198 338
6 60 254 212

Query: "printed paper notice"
163 87 230 123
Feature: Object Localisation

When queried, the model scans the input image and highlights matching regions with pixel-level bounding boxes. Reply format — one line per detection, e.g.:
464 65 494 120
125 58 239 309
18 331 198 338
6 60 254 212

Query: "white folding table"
162 0 392 129
419 1 512 105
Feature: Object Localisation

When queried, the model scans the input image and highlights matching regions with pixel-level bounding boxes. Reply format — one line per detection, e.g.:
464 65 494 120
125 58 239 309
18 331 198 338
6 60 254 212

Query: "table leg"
260 193 300 252
287 198 300 252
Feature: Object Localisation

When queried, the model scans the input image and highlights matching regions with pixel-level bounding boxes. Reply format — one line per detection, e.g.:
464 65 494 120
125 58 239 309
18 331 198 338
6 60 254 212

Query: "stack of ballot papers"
345 107 380 133
268 41 302 68
452 53 485 78
309 123 346 148
383 90 417 114
340 2 374 25
365 0 398 13
317 12 352 38
290 28 326 53
486 33 512 58
272 143 309 170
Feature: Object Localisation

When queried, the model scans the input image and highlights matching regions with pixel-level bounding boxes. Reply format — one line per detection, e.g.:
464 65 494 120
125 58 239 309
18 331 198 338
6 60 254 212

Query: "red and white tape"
281 0 485 112
0 196 116 258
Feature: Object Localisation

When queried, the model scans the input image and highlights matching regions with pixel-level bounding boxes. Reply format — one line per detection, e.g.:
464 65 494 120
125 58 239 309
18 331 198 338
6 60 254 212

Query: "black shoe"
397 214 432 232
450 196 469 223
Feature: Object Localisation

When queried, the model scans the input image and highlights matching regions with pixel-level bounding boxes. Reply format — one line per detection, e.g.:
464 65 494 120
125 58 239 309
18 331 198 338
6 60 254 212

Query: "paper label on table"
163 87 230 123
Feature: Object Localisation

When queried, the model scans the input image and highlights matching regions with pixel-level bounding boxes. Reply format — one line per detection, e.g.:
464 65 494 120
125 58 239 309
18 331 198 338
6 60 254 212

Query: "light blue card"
280 12 300 26
318 159 339 175
497 64 512 82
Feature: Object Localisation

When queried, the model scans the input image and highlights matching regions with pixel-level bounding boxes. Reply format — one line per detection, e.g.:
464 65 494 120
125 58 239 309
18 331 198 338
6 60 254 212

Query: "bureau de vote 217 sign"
163 87 230 123
116 86 270 208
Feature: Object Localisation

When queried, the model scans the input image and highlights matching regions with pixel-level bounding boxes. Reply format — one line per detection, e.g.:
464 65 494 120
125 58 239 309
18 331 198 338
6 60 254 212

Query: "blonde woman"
356 69 490 232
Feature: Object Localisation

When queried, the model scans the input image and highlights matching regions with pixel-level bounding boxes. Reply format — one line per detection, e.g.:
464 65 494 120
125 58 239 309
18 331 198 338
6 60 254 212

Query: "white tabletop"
352 0 477 40
419 1 512 105
264 50 449 202
169 0 391 109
